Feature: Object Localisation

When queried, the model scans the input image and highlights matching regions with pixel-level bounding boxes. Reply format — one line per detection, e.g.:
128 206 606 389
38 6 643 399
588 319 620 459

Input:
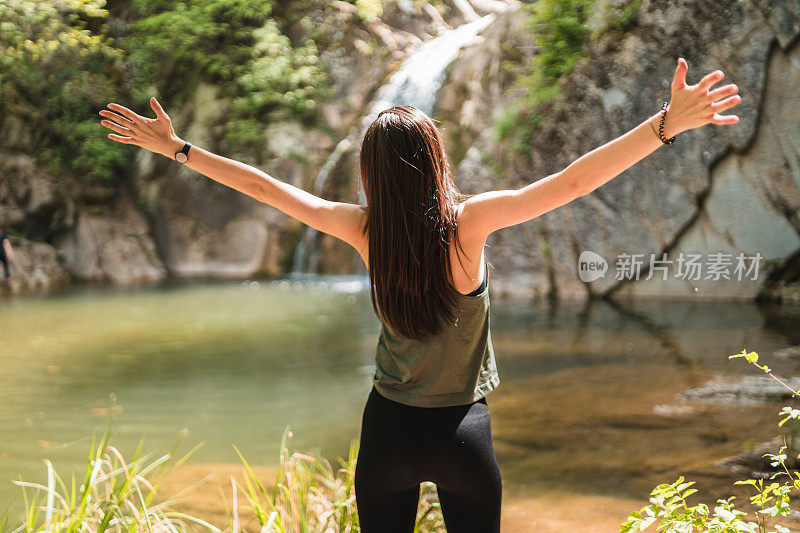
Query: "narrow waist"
368 385 487 418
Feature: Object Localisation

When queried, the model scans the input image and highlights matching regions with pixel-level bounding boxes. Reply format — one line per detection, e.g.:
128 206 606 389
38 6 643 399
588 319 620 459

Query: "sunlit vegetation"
496 0 643 156
0 0 331 182
622 349 800 533
0 426 446 532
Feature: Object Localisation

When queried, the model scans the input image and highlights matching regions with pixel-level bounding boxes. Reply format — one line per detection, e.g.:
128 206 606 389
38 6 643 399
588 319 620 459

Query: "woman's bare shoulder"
455 201 489 252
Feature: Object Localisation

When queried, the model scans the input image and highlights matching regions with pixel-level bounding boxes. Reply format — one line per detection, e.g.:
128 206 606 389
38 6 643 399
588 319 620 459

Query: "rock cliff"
439 0 800 300
1 0 798 302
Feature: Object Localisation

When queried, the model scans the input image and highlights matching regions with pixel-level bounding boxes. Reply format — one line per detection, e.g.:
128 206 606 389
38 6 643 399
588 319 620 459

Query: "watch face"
175 152 188 163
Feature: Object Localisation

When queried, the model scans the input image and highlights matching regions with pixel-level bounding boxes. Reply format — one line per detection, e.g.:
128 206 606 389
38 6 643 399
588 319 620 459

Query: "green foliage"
230 426 445 532
495 0 593 155
1 419 209 532
0 0 332 184
0 0 129 182
478 150 510 183
730 348 761 365
495 103 547 156
526 0 593 87
621 349 800 533
2 424 446 531
126 0 329 161
344 0 383 21
496 0 643 156
602 0 643 34
230 426 362 531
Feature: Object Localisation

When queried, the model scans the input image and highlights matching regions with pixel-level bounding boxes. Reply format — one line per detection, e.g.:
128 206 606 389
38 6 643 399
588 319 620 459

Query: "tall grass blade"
44 459 55 527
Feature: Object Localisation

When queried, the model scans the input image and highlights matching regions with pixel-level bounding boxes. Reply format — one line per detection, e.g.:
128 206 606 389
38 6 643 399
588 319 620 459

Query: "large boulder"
0 152 166 292
0 238 71 295
626 36 800 298
442 0 800 299
53 200 167 284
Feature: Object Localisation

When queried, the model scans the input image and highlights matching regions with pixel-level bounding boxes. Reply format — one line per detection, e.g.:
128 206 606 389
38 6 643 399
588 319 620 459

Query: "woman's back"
360 202 500 408
353 202 488 297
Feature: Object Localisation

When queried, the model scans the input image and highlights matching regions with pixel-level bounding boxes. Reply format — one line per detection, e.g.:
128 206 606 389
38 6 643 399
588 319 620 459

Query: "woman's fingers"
99 109 133 125
107 103 142 124
664 61 741 131
100 118 133 136
149 96 169 121
101 100 177 154
711 94 742 113
708 83 738 102
99 108 137 138
711 113 740 125
697 70 724 93
107 133 136 144
672 57 688 91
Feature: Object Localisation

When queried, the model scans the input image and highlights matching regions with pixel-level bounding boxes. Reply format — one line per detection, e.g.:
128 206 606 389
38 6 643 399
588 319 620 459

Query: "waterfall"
291 14 496 275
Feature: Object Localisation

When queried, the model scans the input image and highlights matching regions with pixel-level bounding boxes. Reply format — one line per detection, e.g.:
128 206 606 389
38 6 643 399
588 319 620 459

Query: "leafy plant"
345 0 383 21
125 0 329 162
621 349 800 533
495 0 593 155
0 0 129 182
2 424 448 532
0 0 333 183
496 0 643 156
599 0 643 35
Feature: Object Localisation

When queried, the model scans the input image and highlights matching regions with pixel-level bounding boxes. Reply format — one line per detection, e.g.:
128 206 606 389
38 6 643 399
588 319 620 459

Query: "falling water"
291 14 496 275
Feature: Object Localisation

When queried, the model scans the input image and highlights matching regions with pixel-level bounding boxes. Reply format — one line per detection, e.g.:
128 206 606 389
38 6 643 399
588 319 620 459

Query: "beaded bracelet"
658 101 676 145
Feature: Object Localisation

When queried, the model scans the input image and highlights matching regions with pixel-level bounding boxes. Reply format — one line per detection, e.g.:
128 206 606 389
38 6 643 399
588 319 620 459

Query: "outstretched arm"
99 98 367 252
460 58 741 241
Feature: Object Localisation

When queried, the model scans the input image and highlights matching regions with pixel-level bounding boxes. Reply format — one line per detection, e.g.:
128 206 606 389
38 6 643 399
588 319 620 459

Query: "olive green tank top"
372 261 500 407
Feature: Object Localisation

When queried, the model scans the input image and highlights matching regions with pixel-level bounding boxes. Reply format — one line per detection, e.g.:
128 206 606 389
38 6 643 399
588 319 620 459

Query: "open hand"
662 58 741 137
99 97 184 159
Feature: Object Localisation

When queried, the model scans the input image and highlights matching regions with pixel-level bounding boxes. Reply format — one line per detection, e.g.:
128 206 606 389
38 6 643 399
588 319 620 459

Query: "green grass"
0 422 211 532
1 425 446 532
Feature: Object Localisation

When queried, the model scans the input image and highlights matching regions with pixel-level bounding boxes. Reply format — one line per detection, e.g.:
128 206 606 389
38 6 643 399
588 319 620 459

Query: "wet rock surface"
682 375 800 403
716 435 800 477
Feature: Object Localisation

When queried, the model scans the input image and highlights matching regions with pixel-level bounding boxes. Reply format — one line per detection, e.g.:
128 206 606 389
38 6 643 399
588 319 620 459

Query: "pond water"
1 278 799 528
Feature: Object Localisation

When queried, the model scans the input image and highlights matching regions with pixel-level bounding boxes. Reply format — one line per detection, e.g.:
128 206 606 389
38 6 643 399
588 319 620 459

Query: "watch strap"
175 141 192 163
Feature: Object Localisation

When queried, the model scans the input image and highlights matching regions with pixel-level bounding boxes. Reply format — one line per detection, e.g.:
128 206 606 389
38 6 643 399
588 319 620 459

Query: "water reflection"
1 280 798 526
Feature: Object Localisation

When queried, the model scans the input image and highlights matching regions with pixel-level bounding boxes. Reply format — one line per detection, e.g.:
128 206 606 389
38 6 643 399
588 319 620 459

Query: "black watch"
174 141 192 164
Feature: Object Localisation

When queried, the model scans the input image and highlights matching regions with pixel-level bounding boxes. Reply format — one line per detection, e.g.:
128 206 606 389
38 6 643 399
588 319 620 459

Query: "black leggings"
355 386 502 532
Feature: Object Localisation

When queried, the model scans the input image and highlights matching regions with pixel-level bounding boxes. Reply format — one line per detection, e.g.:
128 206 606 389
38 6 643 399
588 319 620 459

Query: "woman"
0 228 14 286
100 57 740 531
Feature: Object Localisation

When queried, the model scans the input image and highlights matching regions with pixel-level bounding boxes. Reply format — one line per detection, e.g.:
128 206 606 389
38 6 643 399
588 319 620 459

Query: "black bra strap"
465 259 488 297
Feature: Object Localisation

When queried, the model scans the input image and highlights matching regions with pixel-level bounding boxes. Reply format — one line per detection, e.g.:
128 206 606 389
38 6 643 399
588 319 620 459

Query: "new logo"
578 251 608 282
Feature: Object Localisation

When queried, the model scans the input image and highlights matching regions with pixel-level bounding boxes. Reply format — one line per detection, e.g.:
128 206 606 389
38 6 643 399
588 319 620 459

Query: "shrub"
0 0 331 183
0 0 129 182
621 349 800 533
227 427 446 532
125 0 329 163
495 0 594 155
496 0 643 156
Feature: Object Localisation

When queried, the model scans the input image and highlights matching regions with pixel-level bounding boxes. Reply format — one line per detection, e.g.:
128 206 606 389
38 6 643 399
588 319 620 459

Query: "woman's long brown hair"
359 105 470 340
